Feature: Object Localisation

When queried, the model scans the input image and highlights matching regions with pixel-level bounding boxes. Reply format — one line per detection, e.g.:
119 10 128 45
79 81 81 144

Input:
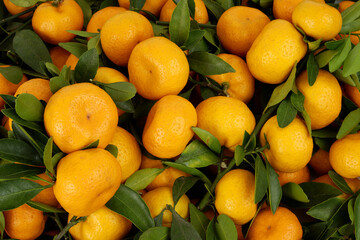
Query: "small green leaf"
176 140 220 168
58 42 87 58
266 161 282 214
154 209 165 227
50 76 69 94
74 48 99 83
9 0 37 7
44 62 60 76
0 94 16 108
125 168 164 191
75 0 92 27
0 211 4 240
341 0 360 25
215 0 233 10
307 52 319 86
206 218 217 240
234 145 245 166
105 144 118 158
341 19 360 34
325 39 346 50
87 34 102 54
276 98 297 128
348 198 355 224
26 200 65 213
254 156 268 204
202 0 225 20
172 176 199 206
187 52 235 75
299 182 342 207
282 182 309 203
329 37 352 73
67 30 99 38
169 205 202 240
290 91 305 112
130 0 146 9
51 152 65 171
99 82 137 102
300 110 312 136
336 108 360 139
334 68 355 86
306 197 344 221
343 41 360 77
307 39 322 52
15 93 44 122
1 109 43 131
115 100 135 113
328 170 354 195
0 65 23 84
184 30 206 53
315 50 338 68
43 137 54 175
106 184 155 232
82 139 99 149
215 214 237 240
139 227 170 240
355 194 360 239
191 127 221 154
189 203 210 239
170 0 190 46
0 163 43 180
338 223 354 236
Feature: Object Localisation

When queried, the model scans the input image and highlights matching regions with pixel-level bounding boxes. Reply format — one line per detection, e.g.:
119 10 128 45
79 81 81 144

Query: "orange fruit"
276 166 311 186
86 6 127 34
247 207 303 240
329 131 360 178
292 0 342 41
68 206 132 240
100 11 154 66
44 82 118 154
128 36 189 100
32 0 84 44
308 148 332 176
31 173 59 208
3 0 34 18
4 204 47 240
273 0 325 22
215 169 257 225
117 0 167 16
65 54 79 70
296 69 342 130
14 78 53 102
260 116 313 172
142 186 190 226
109 126 142 182
159 0 209 24
236 224 245 240
207 53 255 103
142 95 197 158
53 148 122 216
49 46 71 71
196 96 255 151
246 19 307 84
313 174 360 198
0 65 27 109
216 6 270 57
344 84 360 108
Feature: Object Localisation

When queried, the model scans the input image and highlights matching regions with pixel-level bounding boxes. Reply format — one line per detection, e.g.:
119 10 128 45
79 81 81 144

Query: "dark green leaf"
106 184 155 232
0 179 46 211
43 137 54 175
341 19 360 34
125 168 164 191
312 128 338 138
74 48 99 83
329 37 352 72
74 0 92 27
189 203 210 239
299 182 342 207
0 163 43 180
187 52 235 75
254 156 268 204
206 218 217 240
307 52 319 86
290 91 305 112
58 42 87 58
154 210 165 227
15 93 44 122
348 198 355 224
115 99 135 113
0 94 16 108
234 145 245 166
343 41 360 77
26 200 65 213
202 0 225 20
203 28 220 54
300 110 312 136
9 0 37 7
0 138 43 166
130 0 146 9
169 205 202 240
139 227 170 240
67 30 99 38
13 30 52 75
341 0 360 25
44 62 60 76
105 144 118 158
50 76 69 94
328 170 354 195
303 222 327 240
0 66 23 84
188 0 195 18
276 98 297 128
87 34 102 54
82 139 99 149
315 50 338 68
282 182 309 203
325 39 345 50
51 152 65 171
99 81 137 102
215 214 237 240
0 211 4 240
170 0 190 46
266 161 282 214
334 68 356 86
215 0 233 10
338 223 354 236
306 197 344 221
191 127 221 154
314 137 332 152
336 108 360 139
176 140 219 168
184 30 206 53
172 176 199 206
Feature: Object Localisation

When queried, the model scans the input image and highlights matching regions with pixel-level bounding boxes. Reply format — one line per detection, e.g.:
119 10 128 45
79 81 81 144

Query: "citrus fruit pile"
0 0 360 239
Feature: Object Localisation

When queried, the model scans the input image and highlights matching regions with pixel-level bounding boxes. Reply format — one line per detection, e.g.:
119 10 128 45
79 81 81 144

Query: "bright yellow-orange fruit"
0 65 27 109
273 0 325 22
276 166 310 186
117 0 167 16
65 54 79 70
160 0 209 24
207 53 255 103
309 148 332 176
296 69 342 130
44 82 118 154
3 0 34 18
247 207 303 240
14 78 53 102
260 116 313 172
128 37 189 100
216 6 270 57
53 148 122 217
100 11 154 66
142 95 197 159
86 6 127 34
246 19 307 84
31 173 59 208
215 169 257 225
292 0 342 41
196 96 255 151
49 46 71 71
32 0 84 44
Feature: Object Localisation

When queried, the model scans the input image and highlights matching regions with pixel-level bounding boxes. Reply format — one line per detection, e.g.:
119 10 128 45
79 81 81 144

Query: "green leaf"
87 33 102 54
0 211 4 240
139 227 170 240
0 94 16 108
214 214 237 240
13 30 52 75
266 161 282 214
106 184 155 232
130 0 146 9
202 0 225 20
334 68 355 86
58 42 87 58
172 176 199 206
307 39 322 52
282 182 309 203
105 144 118 158
0 66 23 84
299 182 343 207
254 156 268 204
115 99 135 113
43 137 54 175
307 52 319 86
276 98 297 128
206 218 217 240
170 0 190 46
325 39 345 50
303 222 327 240
82 139 99 150
74 0 92 27
203 28 220 54
312 128 338 138
188 0 195 18
315 50 338 68
2 108 45 131
341 19 360 33
50 76 69 94
44 62 60 76
67 30 99 38
264 63 297 113
9 0 37 7
15 93 44 122
343 43 360 77
290 91 305 112
26 200 65 213
234 145 245 166
187 52 235 75
328 170 353 195
329 37 352 73
300 110 312 137
74 48 99 83
169 205 202 240
176 140 219 168
0 163 43 180
99 82 137 102
189 203 210 239
348 198 355 224
352 195 360 239
336 108 360 139
51 152 65 171
191 127 221 154
125 168 164 191
306 197 344 221
215 0 233 10
0 179 46 211
184 30 206 53
341 0 360 25
0 138 43 166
